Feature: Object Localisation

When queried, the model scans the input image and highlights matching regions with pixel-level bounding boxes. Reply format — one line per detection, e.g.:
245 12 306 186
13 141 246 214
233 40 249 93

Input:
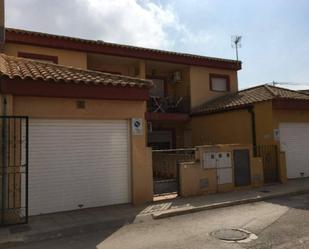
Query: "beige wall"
191 109 252 145
190 66 238 108
273 109 309 127
180 145 264 198
4 43 87 69
255 101 276 145
11 96 153 205
87 53 138 77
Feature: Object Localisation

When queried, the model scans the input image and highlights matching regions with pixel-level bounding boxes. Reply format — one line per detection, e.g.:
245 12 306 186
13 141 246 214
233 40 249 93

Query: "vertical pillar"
138 60 146 79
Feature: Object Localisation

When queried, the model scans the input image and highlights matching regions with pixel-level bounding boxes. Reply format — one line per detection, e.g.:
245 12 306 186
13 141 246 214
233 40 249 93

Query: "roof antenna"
231 35 242 61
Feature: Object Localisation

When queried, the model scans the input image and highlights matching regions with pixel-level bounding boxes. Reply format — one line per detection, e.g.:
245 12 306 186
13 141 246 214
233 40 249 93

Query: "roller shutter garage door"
29 119 131 215
279 123 309 179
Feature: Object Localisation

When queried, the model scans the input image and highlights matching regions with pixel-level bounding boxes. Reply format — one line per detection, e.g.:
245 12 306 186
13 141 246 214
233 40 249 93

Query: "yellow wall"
273 109 309 127
189 66 238 108
179 144 263 197
11 96 153 205
191 109 252 145
87 54 137 77
4 43 87 69
191 101 278 146
254 101 276 145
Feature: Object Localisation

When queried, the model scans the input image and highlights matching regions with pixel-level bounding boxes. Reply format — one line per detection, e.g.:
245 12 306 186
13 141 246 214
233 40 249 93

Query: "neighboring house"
191 84 309 183
4 28 241 150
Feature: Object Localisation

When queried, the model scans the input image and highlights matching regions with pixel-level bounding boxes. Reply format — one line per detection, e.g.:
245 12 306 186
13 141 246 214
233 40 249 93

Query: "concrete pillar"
138 60 146 79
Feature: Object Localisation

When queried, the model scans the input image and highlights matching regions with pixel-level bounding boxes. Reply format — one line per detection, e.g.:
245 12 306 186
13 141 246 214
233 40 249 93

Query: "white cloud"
5 0 185 49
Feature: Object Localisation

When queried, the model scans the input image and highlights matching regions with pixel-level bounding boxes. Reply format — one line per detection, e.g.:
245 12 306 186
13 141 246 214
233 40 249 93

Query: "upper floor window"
209 74 230 92
18 52 58 64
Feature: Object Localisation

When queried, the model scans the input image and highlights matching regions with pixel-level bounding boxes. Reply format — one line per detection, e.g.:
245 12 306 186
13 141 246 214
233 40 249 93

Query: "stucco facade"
189 66 238 109
4 43 88 69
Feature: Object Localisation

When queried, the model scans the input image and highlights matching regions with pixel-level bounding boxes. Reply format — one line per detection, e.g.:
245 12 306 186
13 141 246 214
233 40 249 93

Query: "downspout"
248 106 257 156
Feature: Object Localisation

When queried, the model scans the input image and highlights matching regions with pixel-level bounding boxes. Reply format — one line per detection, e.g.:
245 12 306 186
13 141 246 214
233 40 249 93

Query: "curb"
152 189 309 219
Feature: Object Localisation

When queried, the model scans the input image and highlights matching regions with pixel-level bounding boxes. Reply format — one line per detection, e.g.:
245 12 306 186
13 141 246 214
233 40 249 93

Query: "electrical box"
216 152 232 168
217 168 233 184
202 151 233 185
202 152 216 169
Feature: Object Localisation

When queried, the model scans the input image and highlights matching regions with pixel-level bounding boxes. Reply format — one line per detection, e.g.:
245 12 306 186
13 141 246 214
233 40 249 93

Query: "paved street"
6 193 309 249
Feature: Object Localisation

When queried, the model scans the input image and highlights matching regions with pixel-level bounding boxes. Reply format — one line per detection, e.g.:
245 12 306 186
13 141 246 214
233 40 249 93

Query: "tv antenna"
231 35 242 61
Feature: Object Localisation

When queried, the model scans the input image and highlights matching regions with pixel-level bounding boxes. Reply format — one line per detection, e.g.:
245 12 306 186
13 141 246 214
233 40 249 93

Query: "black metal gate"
152 149 195 196
1 116 28 226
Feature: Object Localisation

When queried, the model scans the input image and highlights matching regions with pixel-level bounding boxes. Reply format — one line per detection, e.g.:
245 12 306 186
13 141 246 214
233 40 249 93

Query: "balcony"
147 96 190 113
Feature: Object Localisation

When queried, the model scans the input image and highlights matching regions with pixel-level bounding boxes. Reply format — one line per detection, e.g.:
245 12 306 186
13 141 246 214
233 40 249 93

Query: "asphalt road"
6 193 309 249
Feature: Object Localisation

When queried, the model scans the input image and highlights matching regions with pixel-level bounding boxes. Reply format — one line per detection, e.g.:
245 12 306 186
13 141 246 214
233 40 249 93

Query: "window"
18 52 58 64
210 74 230 92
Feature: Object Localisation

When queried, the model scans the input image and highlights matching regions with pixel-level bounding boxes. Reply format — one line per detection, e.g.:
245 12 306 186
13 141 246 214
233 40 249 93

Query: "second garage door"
29 119 131 215
279 123 309 179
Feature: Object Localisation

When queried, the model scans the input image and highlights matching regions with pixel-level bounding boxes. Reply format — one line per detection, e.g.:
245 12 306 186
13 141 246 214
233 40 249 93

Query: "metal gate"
152 149 195 196
0 116 28 226
256 144 278 183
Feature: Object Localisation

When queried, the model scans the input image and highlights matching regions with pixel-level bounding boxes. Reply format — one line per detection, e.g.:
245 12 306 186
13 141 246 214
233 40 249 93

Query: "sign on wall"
132 118 143 136
274 129 280 141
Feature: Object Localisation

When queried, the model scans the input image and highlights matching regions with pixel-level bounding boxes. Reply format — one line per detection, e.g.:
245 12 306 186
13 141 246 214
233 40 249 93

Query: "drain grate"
211 229 250 241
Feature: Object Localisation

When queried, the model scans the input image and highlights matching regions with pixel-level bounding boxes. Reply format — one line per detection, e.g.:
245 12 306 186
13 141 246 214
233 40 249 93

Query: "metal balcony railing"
148 96 190 113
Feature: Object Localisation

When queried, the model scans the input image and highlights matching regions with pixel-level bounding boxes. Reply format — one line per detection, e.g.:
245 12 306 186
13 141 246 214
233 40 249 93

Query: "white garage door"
29 119 131 215
279 123 309 179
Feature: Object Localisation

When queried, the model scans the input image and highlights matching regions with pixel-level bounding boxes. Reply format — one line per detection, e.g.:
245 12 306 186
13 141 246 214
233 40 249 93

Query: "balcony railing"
148 96 190 113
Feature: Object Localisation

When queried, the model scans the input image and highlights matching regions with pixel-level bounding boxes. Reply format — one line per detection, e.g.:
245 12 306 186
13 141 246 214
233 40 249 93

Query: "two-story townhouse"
0 26 241 220
4 28 241 150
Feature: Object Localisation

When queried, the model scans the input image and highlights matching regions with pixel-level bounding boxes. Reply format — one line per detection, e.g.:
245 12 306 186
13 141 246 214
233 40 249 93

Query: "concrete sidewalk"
1 178 309 247
150 178 309 218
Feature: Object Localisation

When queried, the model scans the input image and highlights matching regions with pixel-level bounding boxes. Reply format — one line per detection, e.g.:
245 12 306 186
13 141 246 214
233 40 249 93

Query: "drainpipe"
248 106 257 156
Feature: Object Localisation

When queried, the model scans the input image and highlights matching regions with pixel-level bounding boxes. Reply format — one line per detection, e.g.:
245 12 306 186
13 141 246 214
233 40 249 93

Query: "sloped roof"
0 53 152 88
5 28 241 70
192 84 309 115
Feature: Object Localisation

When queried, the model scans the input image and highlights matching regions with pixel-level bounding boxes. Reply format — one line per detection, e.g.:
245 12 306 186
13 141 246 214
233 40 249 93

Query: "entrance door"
234 149 251 186
148 130 174 150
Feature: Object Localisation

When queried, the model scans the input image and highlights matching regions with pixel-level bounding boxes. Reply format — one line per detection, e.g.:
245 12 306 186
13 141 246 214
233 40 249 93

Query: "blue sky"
6 0 309 90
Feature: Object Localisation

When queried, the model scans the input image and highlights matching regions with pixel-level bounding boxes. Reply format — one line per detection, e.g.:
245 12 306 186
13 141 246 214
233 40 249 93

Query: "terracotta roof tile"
0 53 152 88
192 84 309 115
